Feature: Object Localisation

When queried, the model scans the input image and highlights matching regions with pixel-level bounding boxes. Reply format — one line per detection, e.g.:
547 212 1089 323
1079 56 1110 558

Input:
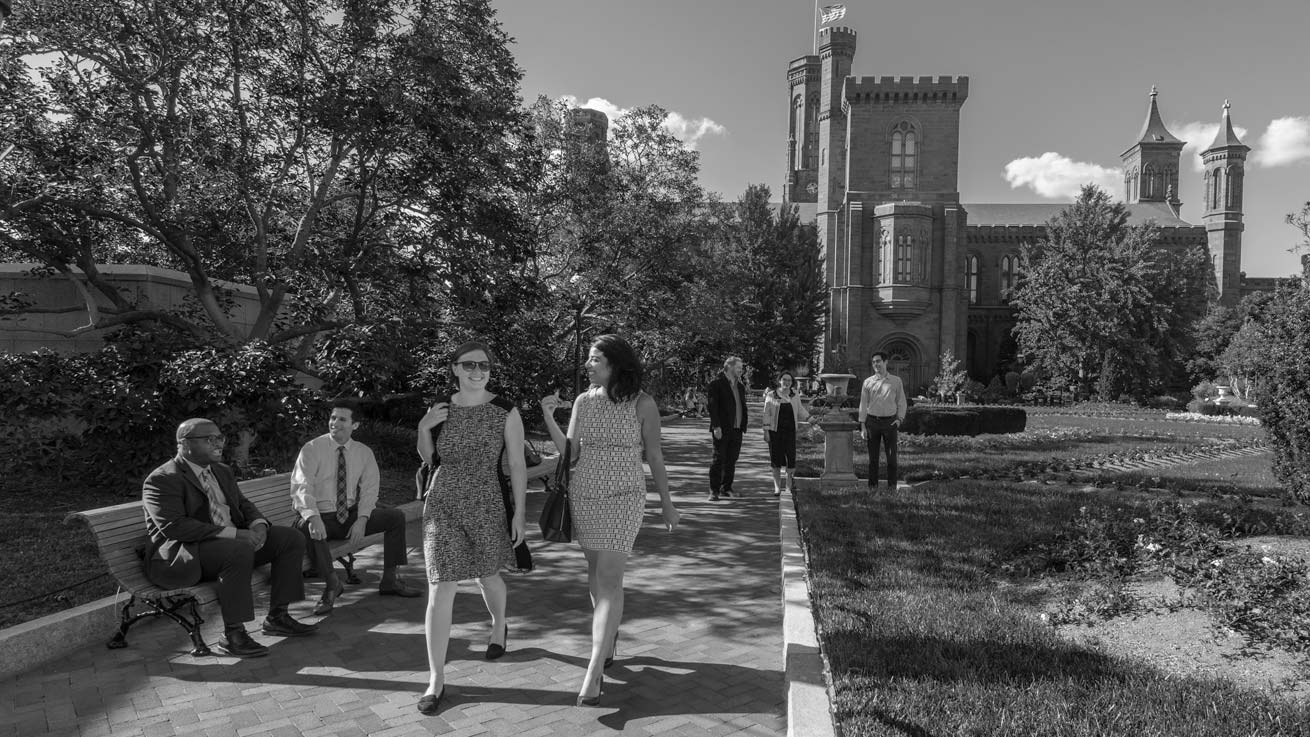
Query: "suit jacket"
141 457 265 589
706 373 748 433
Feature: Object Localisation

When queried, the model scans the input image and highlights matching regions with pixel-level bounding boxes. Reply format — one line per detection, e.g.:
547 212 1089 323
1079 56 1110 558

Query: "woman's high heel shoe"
576 676 603 707
604 631 619 669
486 623 508 661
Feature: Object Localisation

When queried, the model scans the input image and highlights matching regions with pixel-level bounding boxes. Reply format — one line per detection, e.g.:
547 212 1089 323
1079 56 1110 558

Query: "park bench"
65 455 558 657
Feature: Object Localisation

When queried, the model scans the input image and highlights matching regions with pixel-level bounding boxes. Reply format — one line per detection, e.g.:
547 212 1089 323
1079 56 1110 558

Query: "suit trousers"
195 525 306 625
709 427 744 493
294 506 409 578
864 415 899 486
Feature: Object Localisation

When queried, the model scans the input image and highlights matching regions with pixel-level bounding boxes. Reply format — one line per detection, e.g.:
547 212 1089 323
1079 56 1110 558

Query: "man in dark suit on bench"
142 418 317 658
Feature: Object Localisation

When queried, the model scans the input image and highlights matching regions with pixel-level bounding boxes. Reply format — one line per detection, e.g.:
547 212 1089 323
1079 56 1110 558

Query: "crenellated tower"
1202 101 1249 306
784 55 821 202
1121 86 1184 214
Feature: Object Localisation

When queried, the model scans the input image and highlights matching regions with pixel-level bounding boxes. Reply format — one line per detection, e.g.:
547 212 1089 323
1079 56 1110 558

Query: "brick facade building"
785 26 1254 392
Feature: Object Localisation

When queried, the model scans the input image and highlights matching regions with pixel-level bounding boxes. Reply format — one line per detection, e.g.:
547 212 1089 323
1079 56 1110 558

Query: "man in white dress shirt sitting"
291 400 422 615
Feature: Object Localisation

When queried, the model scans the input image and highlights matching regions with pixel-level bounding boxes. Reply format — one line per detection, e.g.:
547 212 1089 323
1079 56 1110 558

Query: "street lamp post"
572 300 583 397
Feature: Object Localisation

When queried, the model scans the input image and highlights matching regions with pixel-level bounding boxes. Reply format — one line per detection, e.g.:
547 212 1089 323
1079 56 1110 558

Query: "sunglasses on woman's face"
457 361 492 372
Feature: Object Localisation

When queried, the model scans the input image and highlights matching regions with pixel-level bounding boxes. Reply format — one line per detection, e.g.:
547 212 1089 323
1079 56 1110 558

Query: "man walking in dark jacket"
706 355 749 500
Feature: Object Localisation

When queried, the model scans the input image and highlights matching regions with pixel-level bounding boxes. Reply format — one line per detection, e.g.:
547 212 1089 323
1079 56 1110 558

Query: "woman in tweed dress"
415 341 527 715
540 334 679 707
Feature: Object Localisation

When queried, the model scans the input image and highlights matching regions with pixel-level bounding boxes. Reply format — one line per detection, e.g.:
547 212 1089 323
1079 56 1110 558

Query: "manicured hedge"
901 405 1027 436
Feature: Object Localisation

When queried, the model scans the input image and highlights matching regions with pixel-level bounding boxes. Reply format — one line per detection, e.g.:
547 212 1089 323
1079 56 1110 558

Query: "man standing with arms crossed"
706 355 749 501
858 351 907 489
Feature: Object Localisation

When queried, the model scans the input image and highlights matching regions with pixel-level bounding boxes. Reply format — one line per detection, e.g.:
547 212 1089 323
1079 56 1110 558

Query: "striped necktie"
199 468 232 527
336 445 350 523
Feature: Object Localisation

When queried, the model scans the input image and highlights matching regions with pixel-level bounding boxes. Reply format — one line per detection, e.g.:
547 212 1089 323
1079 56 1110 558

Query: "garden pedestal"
816 416 861 484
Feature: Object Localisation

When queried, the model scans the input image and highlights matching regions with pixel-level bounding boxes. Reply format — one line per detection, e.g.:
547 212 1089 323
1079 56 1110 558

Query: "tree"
521 99 712 395
928 349 968 402
693 184 826 384
1012 185 1210 400
0 0 538 355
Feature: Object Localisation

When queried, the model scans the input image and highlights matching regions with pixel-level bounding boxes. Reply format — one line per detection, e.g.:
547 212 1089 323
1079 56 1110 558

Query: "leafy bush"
1246 279 1310 503
0 341 322 491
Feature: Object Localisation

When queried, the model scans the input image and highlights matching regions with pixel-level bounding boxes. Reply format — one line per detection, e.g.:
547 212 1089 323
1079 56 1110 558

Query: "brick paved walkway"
0 418 786 737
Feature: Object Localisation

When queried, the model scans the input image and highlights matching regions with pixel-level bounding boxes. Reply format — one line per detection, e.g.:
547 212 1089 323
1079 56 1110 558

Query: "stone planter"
816 372 856 397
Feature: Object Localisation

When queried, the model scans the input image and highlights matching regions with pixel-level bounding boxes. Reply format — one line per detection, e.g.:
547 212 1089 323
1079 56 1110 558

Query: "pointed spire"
1206 99 1248 151
1135 85 1183 145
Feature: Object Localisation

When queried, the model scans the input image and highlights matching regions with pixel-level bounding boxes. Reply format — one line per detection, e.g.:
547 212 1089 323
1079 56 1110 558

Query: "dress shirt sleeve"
290 441 321 519
356 445 380 519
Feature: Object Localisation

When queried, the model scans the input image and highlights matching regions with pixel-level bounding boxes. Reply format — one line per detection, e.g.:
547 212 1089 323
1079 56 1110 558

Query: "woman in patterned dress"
539 334 680 707
414 341 527 715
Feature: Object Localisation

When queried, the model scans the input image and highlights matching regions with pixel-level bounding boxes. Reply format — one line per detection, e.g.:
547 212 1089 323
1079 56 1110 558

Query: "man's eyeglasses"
184 434 226 445
456 361 492 372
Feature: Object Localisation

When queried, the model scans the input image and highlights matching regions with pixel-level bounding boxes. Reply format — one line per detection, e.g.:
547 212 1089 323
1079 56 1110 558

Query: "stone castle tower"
785 27 1248 389
1201 101 1249 306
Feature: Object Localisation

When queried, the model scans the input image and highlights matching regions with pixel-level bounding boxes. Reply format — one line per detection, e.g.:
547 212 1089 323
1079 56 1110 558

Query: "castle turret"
785 55 821 202
1121 87 1184 212
1202 101 1249 306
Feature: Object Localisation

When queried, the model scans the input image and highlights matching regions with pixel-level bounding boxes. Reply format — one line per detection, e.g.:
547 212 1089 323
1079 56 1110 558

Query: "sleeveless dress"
422 398 514 582
572 387 647 553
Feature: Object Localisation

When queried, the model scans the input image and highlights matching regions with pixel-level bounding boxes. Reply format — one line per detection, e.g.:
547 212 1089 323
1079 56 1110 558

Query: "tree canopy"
1012 185 1210 400
1 0 538 351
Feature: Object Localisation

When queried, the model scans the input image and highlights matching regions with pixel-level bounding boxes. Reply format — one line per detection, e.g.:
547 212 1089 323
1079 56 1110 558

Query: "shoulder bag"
538 438 573 543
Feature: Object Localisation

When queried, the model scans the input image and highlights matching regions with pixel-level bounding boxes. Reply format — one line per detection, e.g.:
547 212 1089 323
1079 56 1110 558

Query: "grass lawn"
794 479 1310 736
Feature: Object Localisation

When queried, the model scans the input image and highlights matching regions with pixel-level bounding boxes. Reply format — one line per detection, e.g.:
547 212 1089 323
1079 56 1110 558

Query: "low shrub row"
1184 399 1263 418
902 405 1027 436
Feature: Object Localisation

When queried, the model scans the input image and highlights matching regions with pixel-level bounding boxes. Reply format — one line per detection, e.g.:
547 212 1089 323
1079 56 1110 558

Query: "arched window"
1000 254 1019 302
890 121 917 189
966 254 979 305
1143 164 1157 199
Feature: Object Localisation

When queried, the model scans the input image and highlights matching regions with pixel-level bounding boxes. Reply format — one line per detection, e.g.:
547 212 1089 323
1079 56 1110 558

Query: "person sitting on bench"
142 418 317 659
290 399 423 616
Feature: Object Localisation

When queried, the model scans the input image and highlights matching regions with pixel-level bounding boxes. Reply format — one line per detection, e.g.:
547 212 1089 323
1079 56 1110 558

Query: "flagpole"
813 0 819 55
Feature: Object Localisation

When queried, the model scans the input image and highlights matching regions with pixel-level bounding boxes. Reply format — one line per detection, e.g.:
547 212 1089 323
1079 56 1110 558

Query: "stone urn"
816 373 857 397
811 373 860 484
1213 385 1239 406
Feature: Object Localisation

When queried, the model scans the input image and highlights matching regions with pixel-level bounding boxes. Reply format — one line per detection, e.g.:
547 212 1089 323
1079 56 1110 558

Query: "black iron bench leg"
108 594 213 656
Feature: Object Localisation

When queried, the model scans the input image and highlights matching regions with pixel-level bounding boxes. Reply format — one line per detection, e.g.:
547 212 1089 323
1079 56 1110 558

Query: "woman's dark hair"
447 340 497 389
592 334 642 402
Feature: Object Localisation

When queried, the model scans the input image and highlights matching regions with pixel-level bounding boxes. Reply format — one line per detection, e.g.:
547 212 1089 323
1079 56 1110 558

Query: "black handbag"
538 439 573 543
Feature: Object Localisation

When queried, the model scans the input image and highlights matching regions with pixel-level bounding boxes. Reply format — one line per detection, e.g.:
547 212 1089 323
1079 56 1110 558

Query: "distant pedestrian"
540 333 679 707
706 355 749 500
857 352 907 489
762 371 813 496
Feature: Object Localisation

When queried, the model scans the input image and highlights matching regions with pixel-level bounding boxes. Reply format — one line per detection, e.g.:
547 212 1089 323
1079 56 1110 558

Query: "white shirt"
290 434 380 520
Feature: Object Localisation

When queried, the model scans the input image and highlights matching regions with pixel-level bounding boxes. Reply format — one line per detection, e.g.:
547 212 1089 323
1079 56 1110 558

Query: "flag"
820 4 846 24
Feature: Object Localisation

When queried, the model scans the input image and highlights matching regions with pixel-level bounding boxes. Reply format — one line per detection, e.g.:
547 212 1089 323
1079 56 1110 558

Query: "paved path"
0 418 787 737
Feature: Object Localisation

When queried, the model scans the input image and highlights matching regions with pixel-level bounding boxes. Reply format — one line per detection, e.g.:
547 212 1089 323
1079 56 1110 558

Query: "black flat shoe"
417 687 445 715
486 623 508 661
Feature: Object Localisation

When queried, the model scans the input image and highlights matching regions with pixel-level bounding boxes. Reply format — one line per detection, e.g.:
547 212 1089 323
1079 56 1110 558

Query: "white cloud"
558 95 727 150
1174 120 1250 172
1254 116 1310 167
1003 153 1122 200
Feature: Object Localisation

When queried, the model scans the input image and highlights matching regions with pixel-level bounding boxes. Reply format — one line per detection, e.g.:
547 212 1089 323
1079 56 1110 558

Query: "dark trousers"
195 525 306 626
293 506 409 579
709 427 744 493
864 415 899 487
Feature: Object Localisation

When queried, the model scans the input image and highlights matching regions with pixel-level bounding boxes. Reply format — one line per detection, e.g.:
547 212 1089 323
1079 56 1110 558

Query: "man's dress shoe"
313 579 345 616
379 578 423 598
261 612 318 637
218 629 269 658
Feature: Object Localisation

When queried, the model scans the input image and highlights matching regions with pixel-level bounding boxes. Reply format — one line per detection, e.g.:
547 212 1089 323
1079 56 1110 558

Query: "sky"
489 0 1309 278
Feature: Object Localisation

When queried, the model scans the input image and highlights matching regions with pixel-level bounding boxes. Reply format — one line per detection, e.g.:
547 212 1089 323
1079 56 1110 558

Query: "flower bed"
1165 411 1262 426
